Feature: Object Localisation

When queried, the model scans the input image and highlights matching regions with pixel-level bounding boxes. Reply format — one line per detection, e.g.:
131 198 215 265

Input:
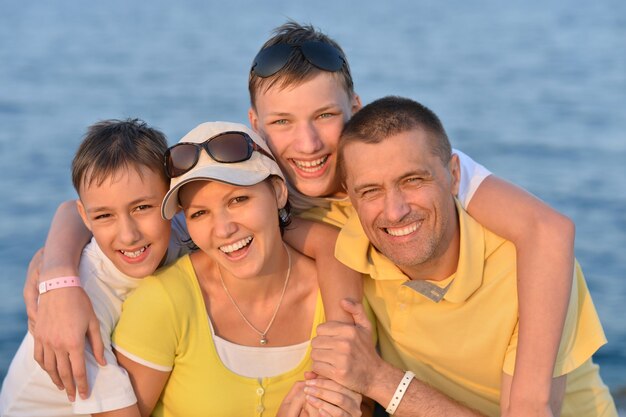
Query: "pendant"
260 336 268 345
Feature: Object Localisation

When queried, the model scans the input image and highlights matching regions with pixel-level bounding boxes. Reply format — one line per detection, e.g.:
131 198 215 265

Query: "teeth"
121 246 147 258
385 223 418 237
219 236 253 254
293 156 328 173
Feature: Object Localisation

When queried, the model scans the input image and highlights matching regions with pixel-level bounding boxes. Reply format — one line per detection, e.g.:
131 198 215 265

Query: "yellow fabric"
298 198 355 229
112 255 325 417
335 201 616 417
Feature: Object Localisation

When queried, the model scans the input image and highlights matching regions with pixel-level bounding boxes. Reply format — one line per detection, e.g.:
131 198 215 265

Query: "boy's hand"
33 287 104 402
23 248 44 333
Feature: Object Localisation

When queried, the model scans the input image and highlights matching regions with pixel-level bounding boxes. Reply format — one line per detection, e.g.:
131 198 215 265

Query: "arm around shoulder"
466 175 575 409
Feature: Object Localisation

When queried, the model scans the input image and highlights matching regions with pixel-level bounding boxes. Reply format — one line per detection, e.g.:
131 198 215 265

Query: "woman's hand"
304 372 362 417
278 381 310 417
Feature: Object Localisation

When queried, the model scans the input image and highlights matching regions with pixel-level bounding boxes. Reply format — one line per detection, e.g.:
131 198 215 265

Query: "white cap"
161 121 284 219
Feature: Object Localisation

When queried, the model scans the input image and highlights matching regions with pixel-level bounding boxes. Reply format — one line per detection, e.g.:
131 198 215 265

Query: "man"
310 96 617 416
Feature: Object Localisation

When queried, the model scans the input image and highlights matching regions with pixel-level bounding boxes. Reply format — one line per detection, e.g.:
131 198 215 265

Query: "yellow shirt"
297 197 354 229
112 255 325 417
335 201 616 417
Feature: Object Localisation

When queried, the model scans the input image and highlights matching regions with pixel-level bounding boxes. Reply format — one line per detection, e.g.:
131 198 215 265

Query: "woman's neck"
192 241 291 302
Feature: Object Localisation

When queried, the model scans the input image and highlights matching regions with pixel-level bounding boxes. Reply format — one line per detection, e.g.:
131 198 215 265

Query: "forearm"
366 361 485 417
40 200 92 281
285 217 362 323
509 214 574 407
466 176 574 406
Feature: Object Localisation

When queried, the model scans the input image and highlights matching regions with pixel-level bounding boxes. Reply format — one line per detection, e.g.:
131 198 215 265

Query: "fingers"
25 292 39 335
87 318 106 366
41 347 65 392
278 381 308 417
304 378 362 417
68 349 89 400
55 351 77 401
24 248 44 333
340 299 371 332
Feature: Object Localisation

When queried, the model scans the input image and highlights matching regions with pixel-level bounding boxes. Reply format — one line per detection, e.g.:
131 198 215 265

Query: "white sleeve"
453 148 492 209
72 345 137 414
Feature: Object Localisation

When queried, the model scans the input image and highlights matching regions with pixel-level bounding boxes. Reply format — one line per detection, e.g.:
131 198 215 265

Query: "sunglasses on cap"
250 41 347 78
164 131 275 179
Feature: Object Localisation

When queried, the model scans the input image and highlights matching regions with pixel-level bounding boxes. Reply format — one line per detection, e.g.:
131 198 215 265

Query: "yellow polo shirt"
335 201 616 417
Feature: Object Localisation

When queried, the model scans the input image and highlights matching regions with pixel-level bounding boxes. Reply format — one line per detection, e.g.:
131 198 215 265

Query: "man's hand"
33 287 104 402
311 299 383 396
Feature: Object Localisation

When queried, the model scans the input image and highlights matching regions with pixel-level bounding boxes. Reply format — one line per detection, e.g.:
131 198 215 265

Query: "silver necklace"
219 243 291 345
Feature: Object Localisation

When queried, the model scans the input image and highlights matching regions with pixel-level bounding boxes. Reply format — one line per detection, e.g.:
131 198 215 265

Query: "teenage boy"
309 96 617 417
1 119 195 416
29 22 574 416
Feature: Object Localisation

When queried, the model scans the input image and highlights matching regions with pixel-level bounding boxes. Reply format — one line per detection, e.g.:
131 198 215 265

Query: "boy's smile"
76 166 171 278
250 72 361 198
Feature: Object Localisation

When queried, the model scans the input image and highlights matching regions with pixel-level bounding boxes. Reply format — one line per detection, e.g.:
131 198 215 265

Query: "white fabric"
0 220 193 417
453 148 492 209
208 317 309 378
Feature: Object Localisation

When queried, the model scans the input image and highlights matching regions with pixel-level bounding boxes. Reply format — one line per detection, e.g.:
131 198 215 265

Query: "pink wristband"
38 276 81 295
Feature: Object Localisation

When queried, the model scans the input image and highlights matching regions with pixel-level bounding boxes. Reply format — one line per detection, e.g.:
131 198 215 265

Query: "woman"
108 121 362 417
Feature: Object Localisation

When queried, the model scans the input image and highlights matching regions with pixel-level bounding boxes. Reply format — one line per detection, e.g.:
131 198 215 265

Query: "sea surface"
1 0 625 410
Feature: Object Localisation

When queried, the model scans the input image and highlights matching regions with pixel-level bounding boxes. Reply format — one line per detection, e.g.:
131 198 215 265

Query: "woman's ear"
269 176 289 209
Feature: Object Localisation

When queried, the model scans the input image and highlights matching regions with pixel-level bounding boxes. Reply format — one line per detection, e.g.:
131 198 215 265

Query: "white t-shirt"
288 148 491 213
0 213 192 417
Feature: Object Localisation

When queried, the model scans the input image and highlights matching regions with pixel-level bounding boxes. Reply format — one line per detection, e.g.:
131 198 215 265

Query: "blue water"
1 0 625 409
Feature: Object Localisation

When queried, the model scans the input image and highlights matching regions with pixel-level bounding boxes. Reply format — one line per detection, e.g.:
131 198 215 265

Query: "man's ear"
248 107 259 132
350 93 362 117
448 153 461 196
75 199 93 232
269 176 289 209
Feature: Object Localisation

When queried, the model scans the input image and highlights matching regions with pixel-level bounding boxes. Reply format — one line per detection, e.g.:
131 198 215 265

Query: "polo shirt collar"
336 199 485 303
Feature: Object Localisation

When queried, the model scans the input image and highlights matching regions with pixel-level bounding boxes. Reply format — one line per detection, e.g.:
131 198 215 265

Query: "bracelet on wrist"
38 276 81 295
385 370 415 415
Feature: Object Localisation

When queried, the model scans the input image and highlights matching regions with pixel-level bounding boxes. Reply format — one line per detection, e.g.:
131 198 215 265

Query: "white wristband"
38 276 81 294
385 370 415 415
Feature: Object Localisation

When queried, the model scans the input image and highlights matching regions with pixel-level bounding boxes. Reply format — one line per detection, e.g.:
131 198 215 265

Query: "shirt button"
256 387 265 396
256 404 265 413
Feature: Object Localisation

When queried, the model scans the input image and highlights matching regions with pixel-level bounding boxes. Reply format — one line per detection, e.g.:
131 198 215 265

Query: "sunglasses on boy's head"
250 41 347 78
164 131 275 179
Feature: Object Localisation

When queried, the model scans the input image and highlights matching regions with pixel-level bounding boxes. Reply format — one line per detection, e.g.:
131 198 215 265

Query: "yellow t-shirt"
335 201 617 417
112 255 325 417
297 197 354 229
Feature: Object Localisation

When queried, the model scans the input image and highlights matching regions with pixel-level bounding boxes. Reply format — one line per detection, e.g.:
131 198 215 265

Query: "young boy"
0 119 195 416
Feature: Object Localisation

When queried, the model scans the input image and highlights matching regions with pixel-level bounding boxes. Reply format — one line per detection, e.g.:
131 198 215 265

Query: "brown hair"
248 21 355 108
338 96 452 181
71 118 168 194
